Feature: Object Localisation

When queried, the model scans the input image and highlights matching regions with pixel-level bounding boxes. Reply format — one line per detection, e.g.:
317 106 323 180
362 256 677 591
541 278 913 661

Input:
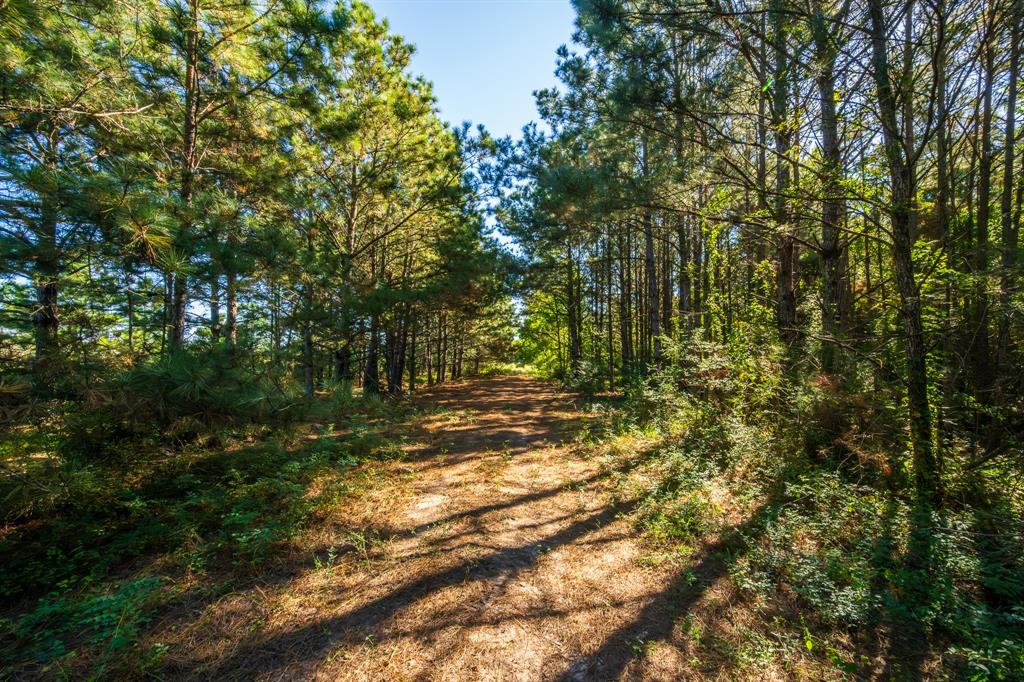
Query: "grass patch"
0 396 426 679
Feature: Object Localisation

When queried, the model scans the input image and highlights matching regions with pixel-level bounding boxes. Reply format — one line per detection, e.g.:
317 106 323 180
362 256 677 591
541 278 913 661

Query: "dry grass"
129 376 848 681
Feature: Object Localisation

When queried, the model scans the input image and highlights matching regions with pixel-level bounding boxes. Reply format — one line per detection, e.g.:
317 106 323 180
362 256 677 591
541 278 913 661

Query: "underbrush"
585 336 1024 680
0 352 425 679
475 361 533 377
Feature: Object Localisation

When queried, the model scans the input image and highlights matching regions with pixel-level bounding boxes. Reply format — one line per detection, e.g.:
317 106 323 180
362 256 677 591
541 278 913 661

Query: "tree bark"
772 0 797 343
868 0 941 504
566 243 583 372
997 1 1021 379
617 230 634 371
169 0 201 351
225 269 237 346
971 5 997 396
209 268 221 342
637 138 661 367
811 4 849 372
363 313 381 396
33 198 60 386
302 282 314 399
408 316 418 393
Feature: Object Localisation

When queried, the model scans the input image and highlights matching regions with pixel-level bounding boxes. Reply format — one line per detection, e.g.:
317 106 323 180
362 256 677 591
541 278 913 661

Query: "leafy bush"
732 473 887 626
592 339 1024 678
1 577 166 677
637 488 717 545
562 360 607 395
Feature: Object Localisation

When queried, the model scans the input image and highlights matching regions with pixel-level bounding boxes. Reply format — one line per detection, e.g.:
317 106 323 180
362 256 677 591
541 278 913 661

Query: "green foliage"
590 340 1024 678
1 577 166 676
59 348 303 463
0 388 419 676
518 290 570 380
637 485 717 546
732 472 887 626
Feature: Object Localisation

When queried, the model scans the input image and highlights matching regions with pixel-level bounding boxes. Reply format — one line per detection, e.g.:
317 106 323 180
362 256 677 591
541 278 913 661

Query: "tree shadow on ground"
552 496 782 681
861 494 930 681
403 375 583 462
148 401 665 679
170 499 642 680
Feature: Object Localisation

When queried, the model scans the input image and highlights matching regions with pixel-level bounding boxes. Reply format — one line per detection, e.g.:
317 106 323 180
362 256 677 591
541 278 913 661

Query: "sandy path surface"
164 376 710 681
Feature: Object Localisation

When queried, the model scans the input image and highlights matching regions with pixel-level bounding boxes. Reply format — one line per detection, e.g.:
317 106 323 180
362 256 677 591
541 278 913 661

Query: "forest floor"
143 374 837 681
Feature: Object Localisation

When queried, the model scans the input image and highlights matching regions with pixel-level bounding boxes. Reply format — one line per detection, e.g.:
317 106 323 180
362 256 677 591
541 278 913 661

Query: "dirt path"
168 376 704 681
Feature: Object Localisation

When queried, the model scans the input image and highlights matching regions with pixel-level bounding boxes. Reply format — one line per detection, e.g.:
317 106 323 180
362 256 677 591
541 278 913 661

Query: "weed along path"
157 376 784 681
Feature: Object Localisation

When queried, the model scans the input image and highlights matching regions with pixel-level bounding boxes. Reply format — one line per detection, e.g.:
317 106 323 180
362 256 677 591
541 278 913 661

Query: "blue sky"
367 0 577 139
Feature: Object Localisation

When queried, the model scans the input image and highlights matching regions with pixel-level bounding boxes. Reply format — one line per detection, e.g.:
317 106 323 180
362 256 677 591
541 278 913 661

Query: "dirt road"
166 376 710 681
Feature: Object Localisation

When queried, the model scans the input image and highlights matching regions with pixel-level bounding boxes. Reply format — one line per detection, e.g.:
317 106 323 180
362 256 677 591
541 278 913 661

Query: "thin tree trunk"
971 5 997 396
868 0 940 504
33 198 60 385
606 233 615 387
566 243 583 372
661 237 673 337
772 0 797 343
642 143 661 367
272 283 281 367
617 230 633 371
170 0 201 351
210 268 221 342
812 4 848 372
363 314 381 396
303 282 314 399
997 1 1021 379
225 269 238 346
126 266 135 357
408 316 418 393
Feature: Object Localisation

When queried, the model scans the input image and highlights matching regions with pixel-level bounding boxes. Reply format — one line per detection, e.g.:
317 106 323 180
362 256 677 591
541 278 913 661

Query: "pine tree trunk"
363 313 381 396
617 230 633 371
210 269 221 342
661 239 673 337
426 327 434 386
868 0 940 504
772 0 797 344
126 267 135 357
33 198 60 387
606 234 615 387
408 318 418 393
693 215 704 332
272 283 281 367
971 8 996 396
170 0 201 352
566 244 583 372
303 282 314 399
642 142 661 367
812 6 848 373
438 314 447 384
225 269 238 346
997 2 1021 381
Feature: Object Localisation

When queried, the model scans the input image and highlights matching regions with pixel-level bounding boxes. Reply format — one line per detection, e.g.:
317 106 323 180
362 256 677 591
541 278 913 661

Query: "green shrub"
564 360 607 395
1 577 166 675
637 490 717 544
594 339 1024 678
61 348 305 463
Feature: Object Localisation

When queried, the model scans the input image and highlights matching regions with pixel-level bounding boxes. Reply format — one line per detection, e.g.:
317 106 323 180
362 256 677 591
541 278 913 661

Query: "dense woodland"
502 0 1024 676
2 0 1024 678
